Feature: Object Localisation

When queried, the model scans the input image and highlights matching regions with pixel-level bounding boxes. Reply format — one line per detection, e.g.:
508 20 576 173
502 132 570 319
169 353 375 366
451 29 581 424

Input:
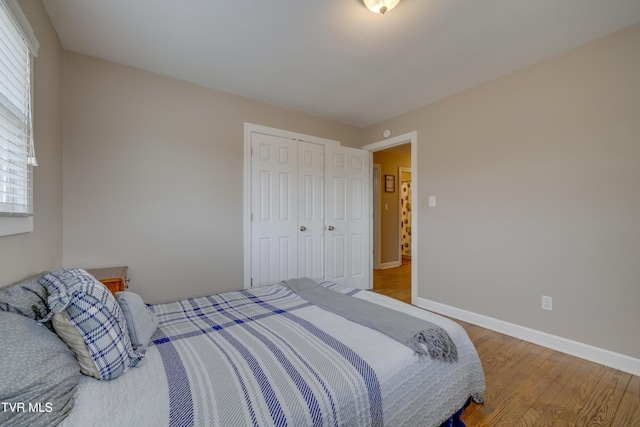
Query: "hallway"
372 260 411 304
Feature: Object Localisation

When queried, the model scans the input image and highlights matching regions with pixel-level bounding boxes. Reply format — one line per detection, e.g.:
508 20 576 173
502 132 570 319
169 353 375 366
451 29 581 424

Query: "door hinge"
250 147 253 155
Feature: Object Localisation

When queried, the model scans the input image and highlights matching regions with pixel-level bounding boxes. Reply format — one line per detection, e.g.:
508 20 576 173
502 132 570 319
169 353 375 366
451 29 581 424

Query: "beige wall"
373 151 411 264
62 52 363 303
363 25 640 358
0 0 63 286
13 2 638 361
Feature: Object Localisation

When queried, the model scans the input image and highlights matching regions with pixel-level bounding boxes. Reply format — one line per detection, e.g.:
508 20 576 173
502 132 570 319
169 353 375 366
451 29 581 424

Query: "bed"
1 271 485 427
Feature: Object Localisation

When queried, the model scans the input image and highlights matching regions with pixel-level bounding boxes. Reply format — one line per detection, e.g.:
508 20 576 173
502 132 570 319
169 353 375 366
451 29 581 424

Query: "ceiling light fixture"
363 0 400 15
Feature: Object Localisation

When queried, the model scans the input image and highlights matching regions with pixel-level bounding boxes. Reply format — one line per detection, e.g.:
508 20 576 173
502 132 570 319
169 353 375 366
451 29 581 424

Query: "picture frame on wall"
385 175 395 192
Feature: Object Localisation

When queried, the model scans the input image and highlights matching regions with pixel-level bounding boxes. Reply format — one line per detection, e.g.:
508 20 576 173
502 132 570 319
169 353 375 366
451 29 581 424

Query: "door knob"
300 226 307 232
328 225 335 231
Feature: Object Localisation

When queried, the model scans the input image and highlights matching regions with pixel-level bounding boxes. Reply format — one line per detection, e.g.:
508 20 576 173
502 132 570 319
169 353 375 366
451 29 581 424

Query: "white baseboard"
416 297 640 377
380 261 402 269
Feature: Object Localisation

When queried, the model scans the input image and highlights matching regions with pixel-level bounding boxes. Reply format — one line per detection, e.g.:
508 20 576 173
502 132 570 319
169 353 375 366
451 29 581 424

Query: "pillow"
116 291 158 351
0 272 52 328
39 268 144 380
0 311 81 427
51 311 101 379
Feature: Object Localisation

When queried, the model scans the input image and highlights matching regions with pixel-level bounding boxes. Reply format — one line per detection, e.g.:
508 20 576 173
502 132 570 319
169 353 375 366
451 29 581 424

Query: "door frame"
243 123 340 289
363 131 418 304
372 163 382 270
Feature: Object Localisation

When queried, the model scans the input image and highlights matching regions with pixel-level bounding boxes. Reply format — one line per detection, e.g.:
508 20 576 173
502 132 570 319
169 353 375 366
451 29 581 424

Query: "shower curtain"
400 181 411 258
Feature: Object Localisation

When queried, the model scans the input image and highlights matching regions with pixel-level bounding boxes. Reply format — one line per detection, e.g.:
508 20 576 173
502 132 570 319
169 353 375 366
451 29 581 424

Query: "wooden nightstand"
85 266 129 296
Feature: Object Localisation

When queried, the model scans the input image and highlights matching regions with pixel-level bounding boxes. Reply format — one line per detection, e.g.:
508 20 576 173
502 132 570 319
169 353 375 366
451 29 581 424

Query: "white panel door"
250 133 298 287
324 144 371 289
297 141 325 279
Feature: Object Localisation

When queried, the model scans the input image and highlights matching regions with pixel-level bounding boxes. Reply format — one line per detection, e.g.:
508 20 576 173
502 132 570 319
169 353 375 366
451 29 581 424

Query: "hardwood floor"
372 258 413 302
372 261 640 426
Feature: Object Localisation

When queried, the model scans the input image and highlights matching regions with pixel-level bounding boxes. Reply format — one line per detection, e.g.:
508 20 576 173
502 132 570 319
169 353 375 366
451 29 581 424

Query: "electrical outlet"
541 295 553 311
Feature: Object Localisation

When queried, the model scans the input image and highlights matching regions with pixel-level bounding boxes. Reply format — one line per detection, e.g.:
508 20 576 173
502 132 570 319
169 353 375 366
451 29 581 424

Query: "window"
0 0 38 236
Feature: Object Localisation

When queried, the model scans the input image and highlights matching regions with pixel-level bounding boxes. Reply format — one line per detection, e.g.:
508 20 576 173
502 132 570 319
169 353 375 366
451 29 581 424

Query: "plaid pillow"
39 269 144 380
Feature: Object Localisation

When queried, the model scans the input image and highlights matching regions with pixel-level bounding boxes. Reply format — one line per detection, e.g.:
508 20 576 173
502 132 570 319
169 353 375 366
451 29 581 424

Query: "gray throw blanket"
281 278 458 363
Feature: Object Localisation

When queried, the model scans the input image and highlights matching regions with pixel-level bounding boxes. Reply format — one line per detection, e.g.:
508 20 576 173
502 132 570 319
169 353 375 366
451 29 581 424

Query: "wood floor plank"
372 261 640 426
569 364 631 427
513 354 585 426
467 346 557 426
471 352 573 427
610 375 640 427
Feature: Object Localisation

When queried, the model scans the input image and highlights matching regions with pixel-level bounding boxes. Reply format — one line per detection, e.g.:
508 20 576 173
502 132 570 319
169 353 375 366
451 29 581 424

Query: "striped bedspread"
61 281 485 427
153 283 384 427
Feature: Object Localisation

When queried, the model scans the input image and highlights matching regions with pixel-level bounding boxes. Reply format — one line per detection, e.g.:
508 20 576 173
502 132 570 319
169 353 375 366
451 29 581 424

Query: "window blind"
0 0 35 217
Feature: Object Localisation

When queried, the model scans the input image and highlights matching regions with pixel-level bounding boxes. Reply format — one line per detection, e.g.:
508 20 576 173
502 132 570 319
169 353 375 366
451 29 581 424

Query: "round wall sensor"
383 129 391 138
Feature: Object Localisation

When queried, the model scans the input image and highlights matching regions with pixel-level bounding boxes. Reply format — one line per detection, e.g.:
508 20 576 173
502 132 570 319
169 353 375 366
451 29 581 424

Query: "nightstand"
85 266 129 296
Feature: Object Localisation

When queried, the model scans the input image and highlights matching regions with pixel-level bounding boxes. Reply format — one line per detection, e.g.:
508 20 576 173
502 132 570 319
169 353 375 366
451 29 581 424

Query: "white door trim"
246 123 341 146
372 163 381 271
363 131 418 304
244 123 341 289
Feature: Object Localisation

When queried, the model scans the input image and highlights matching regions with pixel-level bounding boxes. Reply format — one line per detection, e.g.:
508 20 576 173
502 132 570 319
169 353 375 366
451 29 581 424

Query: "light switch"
384 203 389 211
428 196 436 207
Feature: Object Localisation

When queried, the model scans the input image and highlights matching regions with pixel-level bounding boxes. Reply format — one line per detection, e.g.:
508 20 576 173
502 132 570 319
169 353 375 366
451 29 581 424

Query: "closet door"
297 141 325 279
324 144 371 289
250 132 370 289
250 133 298 287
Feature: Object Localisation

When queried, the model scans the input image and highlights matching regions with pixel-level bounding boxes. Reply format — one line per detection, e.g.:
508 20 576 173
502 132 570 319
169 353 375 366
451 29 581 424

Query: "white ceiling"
42 0 640 127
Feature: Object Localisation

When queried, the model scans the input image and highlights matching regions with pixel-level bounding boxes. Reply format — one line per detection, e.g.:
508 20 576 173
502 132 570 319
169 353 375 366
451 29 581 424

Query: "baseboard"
416 297 640 377
380 261 402 269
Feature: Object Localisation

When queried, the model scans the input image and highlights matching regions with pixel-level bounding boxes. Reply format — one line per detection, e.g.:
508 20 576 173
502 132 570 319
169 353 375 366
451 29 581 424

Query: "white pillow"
116 292 158 351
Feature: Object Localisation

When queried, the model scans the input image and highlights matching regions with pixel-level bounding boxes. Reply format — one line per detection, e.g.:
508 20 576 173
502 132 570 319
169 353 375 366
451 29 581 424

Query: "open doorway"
364 131 417 305
371 144 411 303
